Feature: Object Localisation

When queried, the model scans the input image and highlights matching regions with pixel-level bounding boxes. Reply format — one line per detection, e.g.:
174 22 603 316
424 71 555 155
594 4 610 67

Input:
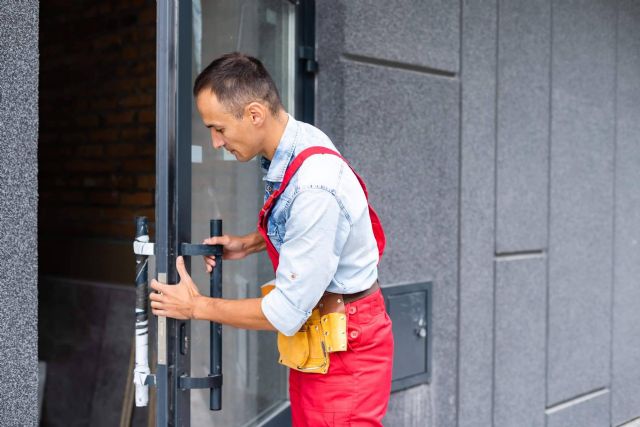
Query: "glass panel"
190 1 295 425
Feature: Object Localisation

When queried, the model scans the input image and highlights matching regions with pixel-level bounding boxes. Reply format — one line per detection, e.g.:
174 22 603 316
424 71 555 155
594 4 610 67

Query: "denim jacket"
260 114 379 336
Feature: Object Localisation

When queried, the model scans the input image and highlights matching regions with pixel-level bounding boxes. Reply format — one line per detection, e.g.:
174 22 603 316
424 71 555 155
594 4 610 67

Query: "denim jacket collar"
261 113 298 183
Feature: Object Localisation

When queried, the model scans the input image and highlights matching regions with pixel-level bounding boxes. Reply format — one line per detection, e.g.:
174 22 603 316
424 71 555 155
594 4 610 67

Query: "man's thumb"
176 256 189 280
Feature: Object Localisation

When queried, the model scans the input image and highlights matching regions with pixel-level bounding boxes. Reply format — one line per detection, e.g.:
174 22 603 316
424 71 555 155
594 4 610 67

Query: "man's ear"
245 101 267 127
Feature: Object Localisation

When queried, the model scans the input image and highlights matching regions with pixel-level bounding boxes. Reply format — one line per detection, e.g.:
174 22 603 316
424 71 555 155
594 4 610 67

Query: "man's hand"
202 231 266 272
150 256 202 320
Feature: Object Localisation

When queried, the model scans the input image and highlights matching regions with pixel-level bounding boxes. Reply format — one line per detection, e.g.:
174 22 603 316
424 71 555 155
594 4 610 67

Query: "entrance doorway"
38 0 313 424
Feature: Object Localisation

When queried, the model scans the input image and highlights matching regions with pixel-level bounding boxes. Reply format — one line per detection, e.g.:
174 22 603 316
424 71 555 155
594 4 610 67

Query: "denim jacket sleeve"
260 187 351 336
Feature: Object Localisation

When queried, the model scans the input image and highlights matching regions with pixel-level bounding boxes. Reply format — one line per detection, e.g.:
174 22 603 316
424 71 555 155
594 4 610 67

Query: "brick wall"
39 0 156 244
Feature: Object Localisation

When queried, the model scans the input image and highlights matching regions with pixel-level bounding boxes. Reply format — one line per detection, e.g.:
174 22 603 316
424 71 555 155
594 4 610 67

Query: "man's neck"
261 110 289 161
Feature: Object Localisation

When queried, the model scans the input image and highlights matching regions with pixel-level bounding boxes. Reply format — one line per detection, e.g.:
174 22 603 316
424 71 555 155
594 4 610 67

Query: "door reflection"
189 1 295 425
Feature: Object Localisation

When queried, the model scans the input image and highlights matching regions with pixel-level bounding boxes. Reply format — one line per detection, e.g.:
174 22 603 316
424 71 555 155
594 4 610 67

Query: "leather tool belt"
262 280 380 374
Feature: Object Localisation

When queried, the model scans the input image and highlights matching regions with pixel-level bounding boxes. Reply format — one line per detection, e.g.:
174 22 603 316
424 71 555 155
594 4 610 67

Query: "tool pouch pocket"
262 282 347 374
320 312 348 353
277 315 329 374
277 328 310 369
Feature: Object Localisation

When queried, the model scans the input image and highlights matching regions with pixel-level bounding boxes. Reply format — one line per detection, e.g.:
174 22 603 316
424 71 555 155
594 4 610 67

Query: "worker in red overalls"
150 52 394 426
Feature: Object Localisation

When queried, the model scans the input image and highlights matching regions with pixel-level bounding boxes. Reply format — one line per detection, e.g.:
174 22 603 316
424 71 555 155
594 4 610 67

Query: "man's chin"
232 151 255 162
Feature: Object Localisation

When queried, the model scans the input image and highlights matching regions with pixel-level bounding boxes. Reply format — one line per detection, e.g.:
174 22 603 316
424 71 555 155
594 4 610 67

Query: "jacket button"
348 306 357 315
350 330 359 339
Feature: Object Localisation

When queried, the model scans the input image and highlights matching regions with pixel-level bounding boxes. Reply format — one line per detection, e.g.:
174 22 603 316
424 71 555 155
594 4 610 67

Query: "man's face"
195 91 262 162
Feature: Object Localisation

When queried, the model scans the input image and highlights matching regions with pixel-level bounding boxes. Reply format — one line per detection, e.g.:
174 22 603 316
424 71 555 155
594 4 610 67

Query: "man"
150 52 393 426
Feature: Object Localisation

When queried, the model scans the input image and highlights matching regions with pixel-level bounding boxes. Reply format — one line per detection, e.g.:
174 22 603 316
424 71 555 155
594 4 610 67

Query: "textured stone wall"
463 0 638 426
317 1 640 426
0 1 39 425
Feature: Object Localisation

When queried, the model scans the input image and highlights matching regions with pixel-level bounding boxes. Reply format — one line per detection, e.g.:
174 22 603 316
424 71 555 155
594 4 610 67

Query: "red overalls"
257 147 394 426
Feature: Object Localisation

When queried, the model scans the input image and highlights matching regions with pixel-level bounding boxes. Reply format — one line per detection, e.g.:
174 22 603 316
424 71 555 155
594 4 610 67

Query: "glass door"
188 1 296 425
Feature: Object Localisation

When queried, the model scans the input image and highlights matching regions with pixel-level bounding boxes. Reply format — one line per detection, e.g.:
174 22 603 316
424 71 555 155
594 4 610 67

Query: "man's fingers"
149 292 163 302
150 279 168 293
203 235 230 246
203 255 217 273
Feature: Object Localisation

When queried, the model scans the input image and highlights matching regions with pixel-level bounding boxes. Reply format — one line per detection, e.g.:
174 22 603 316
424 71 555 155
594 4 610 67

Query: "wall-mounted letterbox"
382 281 432 392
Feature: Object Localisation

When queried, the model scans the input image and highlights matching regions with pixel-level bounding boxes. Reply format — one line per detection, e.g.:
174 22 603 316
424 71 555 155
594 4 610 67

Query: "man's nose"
211 132 224 149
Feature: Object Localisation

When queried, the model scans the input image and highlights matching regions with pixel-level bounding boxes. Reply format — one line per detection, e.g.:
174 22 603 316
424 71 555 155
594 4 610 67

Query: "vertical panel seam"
608 0 620 424
544 0 554 424
492 1 500 426
455 0 463 426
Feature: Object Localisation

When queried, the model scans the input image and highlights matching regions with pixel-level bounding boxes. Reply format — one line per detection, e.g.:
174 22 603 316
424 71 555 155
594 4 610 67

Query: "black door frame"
155 1 192 425
154 1 315 425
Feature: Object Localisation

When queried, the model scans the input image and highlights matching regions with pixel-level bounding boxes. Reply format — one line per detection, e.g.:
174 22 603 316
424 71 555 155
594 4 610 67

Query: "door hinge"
298 46 318 74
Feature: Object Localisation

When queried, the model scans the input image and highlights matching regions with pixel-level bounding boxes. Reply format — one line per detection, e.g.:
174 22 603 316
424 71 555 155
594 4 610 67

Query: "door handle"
177 219 224 411
132 218 225 411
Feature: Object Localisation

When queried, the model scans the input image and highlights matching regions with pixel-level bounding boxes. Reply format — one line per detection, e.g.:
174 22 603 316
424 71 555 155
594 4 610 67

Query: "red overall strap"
257 146 386 273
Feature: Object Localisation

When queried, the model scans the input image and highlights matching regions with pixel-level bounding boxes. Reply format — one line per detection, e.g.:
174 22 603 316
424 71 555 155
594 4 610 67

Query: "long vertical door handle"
209 219 223 410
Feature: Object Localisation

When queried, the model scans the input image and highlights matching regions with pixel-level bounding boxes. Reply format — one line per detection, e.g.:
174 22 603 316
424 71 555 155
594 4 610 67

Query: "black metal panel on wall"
382 282 432 392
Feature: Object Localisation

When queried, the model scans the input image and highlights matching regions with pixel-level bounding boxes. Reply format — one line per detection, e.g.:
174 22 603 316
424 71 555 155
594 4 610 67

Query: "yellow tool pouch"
262 283 348 374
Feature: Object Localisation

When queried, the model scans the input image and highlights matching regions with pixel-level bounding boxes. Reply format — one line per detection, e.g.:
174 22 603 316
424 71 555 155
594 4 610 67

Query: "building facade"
1 0 639 426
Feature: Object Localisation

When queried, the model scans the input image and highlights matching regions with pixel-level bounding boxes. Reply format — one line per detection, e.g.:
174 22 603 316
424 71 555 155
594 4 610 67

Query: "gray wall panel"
547 0 616 405
0 1 39 425
496 0 550 253
316 0 346 147
611 1 640 424
338 62 459 427
338 63 458 288
494 257 546 427
384 384 432 427
343 0 459 72
546 390 610 427
458 1 496 426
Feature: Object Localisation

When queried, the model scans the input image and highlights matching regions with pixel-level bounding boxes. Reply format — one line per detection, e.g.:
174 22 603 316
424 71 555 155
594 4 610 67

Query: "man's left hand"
150 256 202 320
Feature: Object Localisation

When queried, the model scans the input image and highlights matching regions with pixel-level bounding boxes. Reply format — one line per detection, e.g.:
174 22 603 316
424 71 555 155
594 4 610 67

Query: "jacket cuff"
261 287 310 336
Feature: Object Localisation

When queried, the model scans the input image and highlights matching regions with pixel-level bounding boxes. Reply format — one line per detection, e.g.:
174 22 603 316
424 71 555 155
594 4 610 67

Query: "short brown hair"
193 52 283 119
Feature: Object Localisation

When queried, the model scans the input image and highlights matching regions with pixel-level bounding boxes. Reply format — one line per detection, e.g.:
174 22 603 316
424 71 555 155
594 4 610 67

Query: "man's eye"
216 128 224 134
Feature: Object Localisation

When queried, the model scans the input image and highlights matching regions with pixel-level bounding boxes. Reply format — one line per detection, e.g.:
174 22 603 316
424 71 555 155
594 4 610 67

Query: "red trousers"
289 289 394 426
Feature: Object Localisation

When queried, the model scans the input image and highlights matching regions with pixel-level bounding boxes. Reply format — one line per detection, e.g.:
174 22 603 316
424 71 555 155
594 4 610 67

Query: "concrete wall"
0 1 39 426
316 1 640 426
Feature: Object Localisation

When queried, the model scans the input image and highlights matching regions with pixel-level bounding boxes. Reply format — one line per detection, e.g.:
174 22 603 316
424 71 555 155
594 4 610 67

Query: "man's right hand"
202 231 266 272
